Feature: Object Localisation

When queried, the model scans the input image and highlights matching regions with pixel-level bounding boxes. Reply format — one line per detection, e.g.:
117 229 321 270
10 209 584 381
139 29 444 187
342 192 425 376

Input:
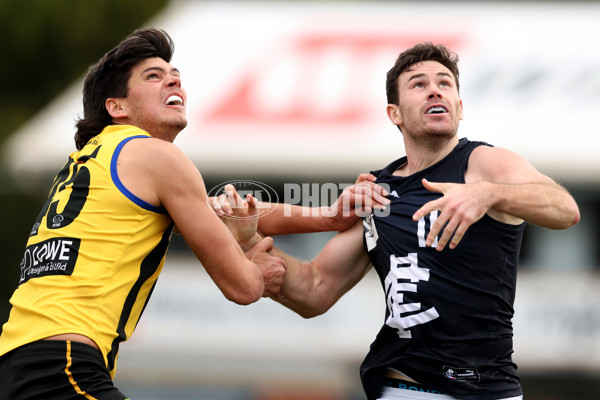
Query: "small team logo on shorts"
443 366 480 382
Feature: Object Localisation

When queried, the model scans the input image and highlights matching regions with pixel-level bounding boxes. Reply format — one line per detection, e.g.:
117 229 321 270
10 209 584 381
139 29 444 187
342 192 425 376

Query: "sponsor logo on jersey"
19 237 80 284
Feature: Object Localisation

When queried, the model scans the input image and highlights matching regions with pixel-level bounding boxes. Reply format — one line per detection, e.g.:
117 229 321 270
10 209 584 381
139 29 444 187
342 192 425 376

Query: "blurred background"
1 1 599 399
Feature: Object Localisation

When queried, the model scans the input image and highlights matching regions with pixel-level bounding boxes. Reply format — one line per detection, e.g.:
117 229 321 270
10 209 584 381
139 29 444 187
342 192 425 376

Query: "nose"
428 90 442 99
167 74 181 88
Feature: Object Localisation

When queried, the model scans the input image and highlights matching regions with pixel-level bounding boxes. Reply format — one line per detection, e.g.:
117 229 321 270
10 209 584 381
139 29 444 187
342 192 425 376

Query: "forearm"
191 240 264 305
490 181 580 229
258 203 346 236
266 221 371 317
238 177 389 236
267 246 329 318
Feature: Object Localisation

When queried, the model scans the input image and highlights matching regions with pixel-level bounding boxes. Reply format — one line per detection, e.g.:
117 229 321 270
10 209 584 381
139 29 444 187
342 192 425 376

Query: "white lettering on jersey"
417 211 439 248
384 253 440 338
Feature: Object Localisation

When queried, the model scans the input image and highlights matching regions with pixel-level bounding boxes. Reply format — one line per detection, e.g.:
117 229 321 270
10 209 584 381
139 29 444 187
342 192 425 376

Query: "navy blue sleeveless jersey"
360 138 526 400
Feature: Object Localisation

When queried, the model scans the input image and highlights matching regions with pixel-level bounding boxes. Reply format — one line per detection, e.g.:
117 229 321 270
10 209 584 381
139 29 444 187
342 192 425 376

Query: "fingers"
244 193 260 217
349 173 390 213
211 184 260 217
244 236 273 259
427 211 453 251
354 179 389 197
414 179 474 251
210 196 227 217
211 189 237 216
412 199 439 222
422 178 454 195
254 253 287 298
353 182 390 210
224 184 244 208
429 214 470 251
417 199 467 251
412 179 445 221
345 181 390 216
248 237 287 298
354 173 377 185
252 236 274 253
447 223 468 250
417 203 481 252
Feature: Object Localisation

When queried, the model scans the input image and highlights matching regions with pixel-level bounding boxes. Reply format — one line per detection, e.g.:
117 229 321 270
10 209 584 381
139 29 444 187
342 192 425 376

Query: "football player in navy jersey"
219 42 580 400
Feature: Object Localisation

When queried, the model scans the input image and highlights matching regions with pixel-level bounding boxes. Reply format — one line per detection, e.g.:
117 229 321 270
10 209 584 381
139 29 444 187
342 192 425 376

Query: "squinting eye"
147 73 159 80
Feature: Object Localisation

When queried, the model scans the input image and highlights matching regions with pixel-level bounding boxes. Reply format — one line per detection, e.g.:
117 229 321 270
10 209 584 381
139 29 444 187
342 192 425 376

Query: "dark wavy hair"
74 28 174 150
386 42 460 106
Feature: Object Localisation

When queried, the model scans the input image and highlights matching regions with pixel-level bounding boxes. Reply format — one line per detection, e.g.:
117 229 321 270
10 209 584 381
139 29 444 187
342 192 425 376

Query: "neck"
113 120 182 143
398 134 459 176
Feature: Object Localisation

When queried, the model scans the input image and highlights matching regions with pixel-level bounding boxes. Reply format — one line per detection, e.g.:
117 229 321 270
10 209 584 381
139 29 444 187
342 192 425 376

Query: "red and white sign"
7 1 600 184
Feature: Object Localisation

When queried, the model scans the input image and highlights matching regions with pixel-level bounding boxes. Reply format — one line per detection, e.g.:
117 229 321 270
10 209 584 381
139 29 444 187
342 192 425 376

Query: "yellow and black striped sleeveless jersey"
0 125 174 377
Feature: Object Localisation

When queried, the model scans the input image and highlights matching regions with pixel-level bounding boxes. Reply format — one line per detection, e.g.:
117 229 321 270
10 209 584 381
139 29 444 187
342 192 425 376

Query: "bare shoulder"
121 136 200 179
121 136 185 165
467 144 547 184
117 137 202 207
469 145 524 170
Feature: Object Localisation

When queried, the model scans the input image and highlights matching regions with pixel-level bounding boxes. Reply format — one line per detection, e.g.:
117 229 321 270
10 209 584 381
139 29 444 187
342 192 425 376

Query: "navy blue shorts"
0 340 128 400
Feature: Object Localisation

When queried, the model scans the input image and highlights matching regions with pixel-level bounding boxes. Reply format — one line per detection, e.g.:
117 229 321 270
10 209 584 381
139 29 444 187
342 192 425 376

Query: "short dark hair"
386 42 460 105
74 28 175 150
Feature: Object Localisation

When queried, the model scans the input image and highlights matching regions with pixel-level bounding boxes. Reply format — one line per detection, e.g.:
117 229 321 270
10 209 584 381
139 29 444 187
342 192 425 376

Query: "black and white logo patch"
443 366 480 382
19 237 80 284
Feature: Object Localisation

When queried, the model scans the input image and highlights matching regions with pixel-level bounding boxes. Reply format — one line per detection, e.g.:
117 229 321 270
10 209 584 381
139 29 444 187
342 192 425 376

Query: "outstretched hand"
412 178 493 251
324 173 391 231
211 184 261 249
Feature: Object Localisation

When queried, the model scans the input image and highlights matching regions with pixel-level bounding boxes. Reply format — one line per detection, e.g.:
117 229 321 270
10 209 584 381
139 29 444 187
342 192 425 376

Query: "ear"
386 104 402 126
458 99 464 121
105 98 128 119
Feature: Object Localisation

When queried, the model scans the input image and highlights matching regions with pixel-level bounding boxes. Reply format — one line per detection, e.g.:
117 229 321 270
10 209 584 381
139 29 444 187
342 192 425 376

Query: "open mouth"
165 95 184 106
425 106 448 114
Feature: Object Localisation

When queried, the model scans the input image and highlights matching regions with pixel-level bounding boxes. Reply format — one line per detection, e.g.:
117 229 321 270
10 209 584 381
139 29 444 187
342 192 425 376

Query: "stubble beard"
161 117 188 141
405 120 458 152
138 115 188 142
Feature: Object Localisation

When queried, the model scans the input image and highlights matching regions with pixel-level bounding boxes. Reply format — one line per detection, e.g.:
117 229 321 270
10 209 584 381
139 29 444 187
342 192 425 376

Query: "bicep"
312 220 372 301
156 153 237 254
149 145 257 285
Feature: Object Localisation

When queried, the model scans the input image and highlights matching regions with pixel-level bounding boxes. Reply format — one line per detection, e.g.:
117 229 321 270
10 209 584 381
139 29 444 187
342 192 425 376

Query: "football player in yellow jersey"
0 26 387 400
0 27 284 400
0 26 391 399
